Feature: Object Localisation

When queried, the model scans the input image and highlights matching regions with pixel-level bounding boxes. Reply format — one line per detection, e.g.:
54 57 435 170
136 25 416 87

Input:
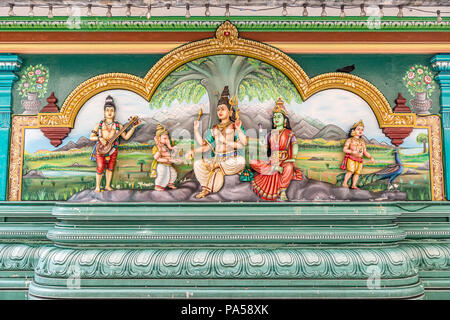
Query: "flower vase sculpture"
21 92 42 114
17 64 49 114
403 64 435 115
410 91 432 115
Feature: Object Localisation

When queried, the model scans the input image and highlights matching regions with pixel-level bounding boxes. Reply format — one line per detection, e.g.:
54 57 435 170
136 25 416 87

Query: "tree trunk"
201 79 222 129
423 142 427 154
140 163 143 172
206 87 219 129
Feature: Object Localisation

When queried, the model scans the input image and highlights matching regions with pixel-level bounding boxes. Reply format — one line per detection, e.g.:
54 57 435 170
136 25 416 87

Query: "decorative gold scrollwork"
10 21 442 201
37 21 415 129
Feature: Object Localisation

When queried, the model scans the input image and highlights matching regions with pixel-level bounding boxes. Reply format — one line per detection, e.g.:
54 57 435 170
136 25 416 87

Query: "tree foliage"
416 133 428 153
149 55 302 111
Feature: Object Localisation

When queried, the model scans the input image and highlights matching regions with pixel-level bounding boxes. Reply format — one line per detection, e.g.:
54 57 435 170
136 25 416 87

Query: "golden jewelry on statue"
216 120 233 133
272 97 288 116
351 119 364 129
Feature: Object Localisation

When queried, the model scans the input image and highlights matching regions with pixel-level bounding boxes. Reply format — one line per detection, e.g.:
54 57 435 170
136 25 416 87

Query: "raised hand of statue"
193 120 200 131
186 150 194 160
132 119 142 128
235 119 242 129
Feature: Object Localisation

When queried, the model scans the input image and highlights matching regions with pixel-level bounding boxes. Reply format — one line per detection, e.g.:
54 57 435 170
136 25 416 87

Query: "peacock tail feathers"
335 172 385 188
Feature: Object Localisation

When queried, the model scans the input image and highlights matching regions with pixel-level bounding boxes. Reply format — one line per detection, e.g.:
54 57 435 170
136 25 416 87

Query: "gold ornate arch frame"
9 21 444 201
37 21 415 129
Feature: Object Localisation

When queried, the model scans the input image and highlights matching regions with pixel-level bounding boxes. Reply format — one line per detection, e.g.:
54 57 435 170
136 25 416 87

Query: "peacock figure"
336 148 404 190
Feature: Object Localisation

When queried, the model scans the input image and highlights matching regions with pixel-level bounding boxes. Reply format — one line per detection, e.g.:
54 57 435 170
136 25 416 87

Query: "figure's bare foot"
195 188 210 199
279 191 288 201
342 183 348 188
94 188 101 193
155 186 165 191
105 186 114 191
168 184 177 189
351 186 359 190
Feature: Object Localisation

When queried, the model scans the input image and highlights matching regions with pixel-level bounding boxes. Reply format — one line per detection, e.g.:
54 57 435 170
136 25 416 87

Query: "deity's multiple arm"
191 120 212 153
193 120 204 146
234 120 248 147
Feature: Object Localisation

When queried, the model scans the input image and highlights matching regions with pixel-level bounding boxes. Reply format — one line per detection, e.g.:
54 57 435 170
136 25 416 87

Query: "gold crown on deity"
272 97 288 116
155 123 168 137
351 120 365 129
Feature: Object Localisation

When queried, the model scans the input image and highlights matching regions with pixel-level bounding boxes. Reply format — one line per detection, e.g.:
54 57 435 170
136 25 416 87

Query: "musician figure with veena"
89 95 141 192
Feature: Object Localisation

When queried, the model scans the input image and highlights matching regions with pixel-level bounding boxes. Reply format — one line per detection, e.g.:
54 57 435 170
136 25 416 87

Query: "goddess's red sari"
250 128 302 201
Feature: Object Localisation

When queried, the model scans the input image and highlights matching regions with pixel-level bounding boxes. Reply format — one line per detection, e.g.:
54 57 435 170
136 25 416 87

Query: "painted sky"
245 89 426 149
25 90 150 153
25 88 426 154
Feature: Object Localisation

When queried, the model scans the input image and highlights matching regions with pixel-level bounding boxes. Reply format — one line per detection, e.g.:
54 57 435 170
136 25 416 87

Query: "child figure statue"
89 95 141 192
340 120 375 189
151 124 180 191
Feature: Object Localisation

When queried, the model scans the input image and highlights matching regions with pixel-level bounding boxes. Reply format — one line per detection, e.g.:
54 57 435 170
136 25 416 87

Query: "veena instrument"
96 116 139 155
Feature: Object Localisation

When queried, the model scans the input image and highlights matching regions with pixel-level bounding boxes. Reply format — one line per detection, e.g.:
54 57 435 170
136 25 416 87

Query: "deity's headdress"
350 120 364 137
155 123 169 138
351 120 364 129
104 95 116 110
217 86 238 110
272 97 288 116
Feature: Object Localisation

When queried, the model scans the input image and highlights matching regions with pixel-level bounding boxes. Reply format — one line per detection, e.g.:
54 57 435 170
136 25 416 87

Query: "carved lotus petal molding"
34 247 419 280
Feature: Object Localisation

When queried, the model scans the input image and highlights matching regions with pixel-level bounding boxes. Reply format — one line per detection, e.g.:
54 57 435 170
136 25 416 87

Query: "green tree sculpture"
137 159 146 172
150 55 302 127
416 133 428 153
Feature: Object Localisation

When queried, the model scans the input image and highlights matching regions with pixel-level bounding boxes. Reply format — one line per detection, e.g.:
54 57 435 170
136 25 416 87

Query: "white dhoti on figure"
155 164 177 188
193 155 245 193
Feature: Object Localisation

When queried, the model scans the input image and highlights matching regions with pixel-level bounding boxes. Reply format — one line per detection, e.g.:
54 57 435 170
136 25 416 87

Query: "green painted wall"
12 54 163 114
12 53 440 114
292 54 440 114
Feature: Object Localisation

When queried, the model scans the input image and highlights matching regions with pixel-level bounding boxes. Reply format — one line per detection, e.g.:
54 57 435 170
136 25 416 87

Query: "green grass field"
22 141 194 200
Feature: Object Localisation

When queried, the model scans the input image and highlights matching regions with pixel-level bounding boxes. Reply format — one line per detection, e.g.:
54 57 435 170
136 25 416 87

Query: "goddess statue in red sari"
250 98 303 201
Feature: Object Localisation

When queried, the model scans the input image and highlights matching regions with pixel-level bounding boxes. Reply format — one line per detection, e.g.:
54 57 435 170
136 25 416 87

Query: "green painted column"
432 54 450 200
0 55 22 200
